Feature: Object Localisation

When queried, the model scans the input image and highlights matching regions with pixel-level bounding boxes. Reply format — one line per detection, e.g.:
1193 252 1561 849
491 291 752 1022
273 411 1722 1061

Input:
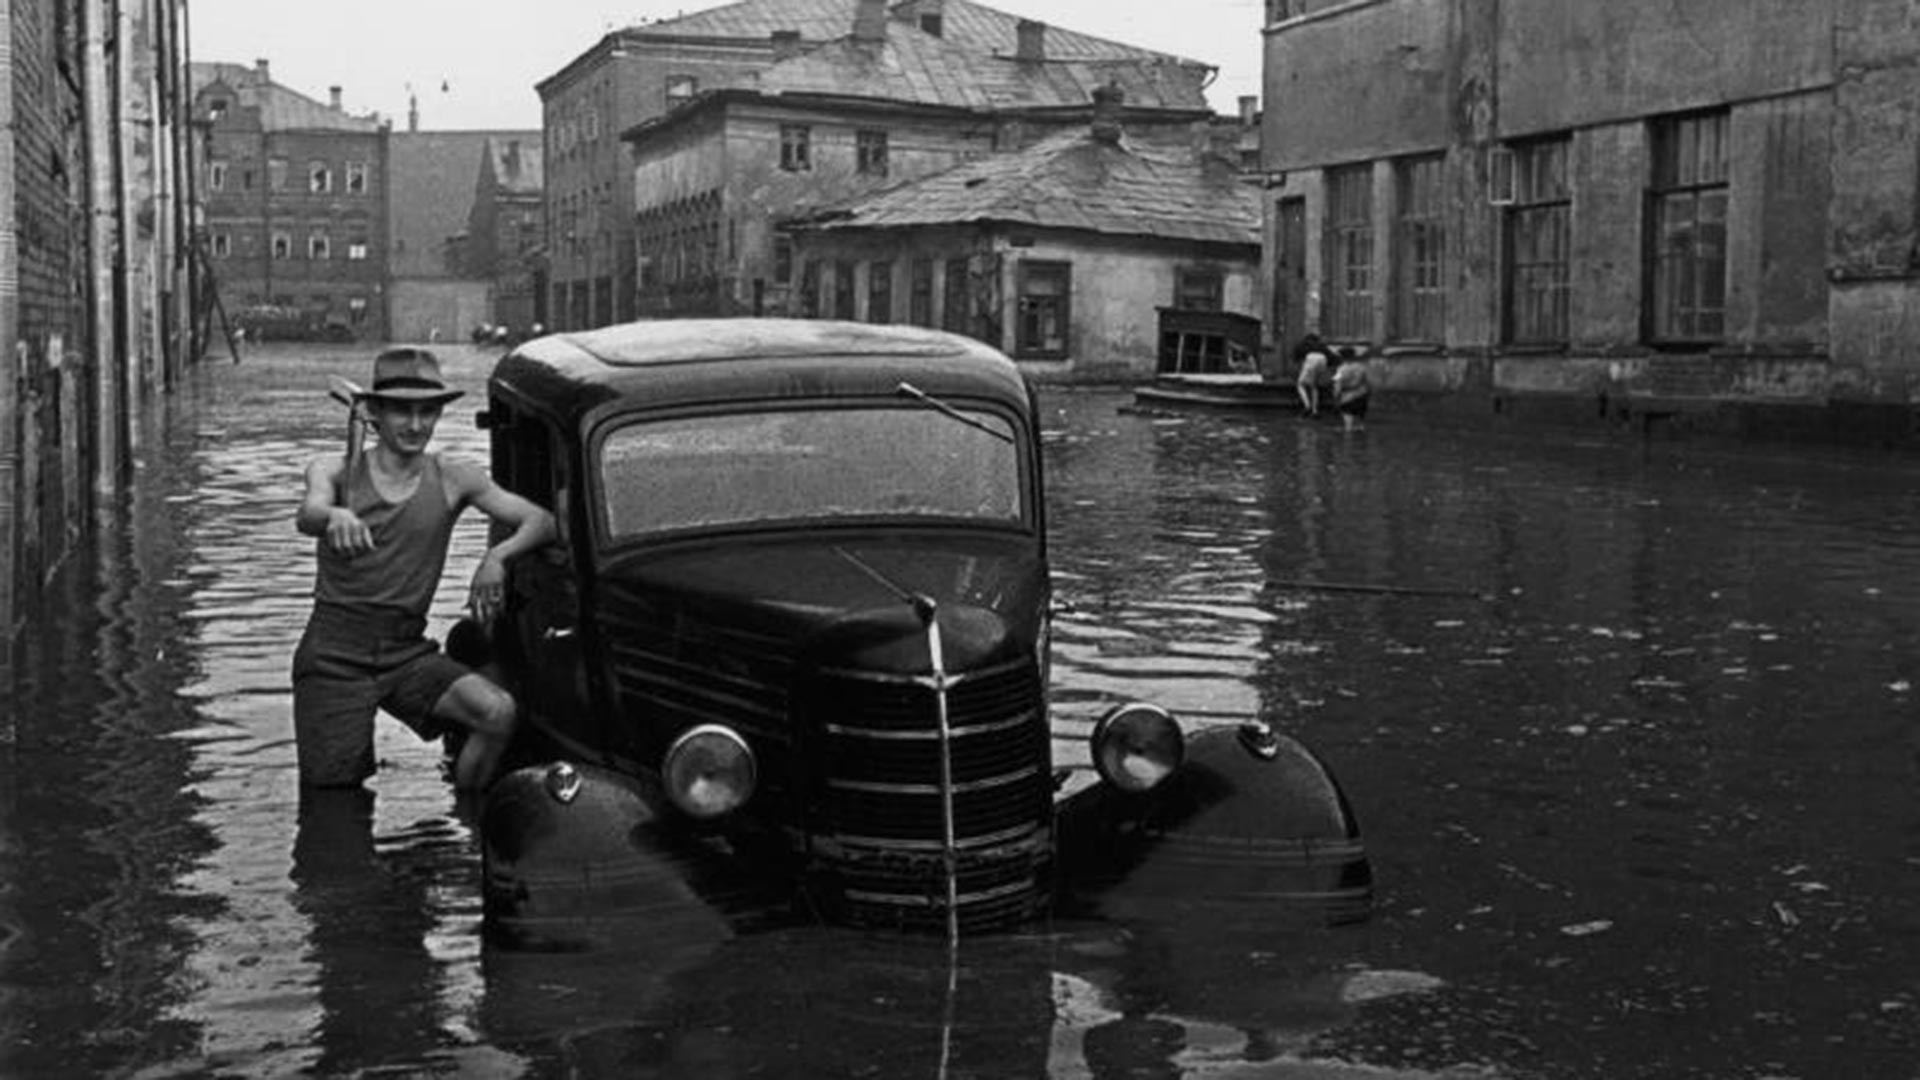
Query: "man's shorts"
1339 394 1370 418
292 605 472 787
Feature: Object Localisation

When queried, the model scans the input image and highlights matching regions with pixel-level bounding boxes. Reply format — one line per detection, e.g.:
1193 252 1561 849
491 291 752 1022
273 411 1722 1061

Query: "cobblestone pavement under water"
1 344 1916 1079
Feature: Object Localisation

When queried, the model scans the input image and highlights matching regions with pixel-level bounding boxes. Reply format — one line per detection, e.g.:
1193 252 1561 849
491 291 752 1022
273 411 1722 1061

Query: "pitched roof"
387 131 536 278
755 20 1209 110
188 61 385 133
635 0 1202 66
796 125 1259 246
484 136 545 195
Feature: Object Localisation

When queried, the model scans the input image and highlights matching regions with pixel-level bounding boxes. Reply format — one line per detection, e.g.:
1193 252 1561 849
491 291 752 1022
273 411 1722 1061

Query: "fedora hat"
367 347 463 404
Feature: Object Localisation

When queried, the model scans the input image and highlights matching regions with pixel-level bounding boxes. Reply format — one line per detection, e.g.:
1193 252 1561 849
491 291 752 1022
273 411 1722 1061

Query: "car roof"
490 318 1032 426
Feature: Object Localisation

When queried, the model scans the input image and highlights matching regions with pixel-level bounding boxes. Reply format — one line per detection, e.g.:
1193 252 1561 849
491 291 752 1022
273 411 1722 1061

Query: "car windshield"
598 405 1023 539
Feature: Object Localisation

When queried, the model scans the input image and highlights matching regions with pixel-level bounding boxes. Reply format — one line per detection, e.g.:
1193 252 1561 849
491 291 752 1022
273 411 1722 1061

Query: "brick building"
1260 0 1920 438
3 0 193 662
191 61 389 342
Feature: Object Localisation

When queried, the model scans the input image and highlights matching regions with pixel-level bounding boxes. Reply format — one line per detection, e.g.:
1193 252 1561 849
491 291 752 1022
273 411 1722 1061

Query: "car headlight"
1090 703 1184 793
664 724 757 820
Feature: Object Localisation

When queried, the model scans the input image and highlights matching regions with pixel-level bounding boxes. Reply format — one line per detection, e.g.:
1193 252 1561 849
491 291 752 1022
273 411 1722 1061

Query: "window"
773 236 793 284
585 108 601 141
943 257 969 334
1394 154 1446 342
856 129 889 177
309 231 330 260
309 162 332 193
1323 164 1373 340
1502 137 1571 345
349 296 368 324
271 231 292 259
799 260 821 317
1016 260 1070 357
241 167 256 191
1267 0 1308 22
910 258 933 326
781 125 812 171
209 161 228 191
268 158 288 191
867 260 892 323
1174 267 1223 311
1649 111 1728 343
347 238 368 261
919 12 943 34
346 162 367 194
666 74 697 102
833 260 856 319
210 229 231 258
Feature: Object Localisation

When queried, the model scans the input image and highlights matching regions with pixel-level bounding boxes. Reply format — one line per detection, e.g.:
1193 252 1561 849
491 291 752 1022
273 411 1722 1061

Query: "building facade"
623 0 1214 322
4 0 194 666
786 98 1262 379
192 61 389 342
465 137 546 334
538 0 1209 331
1260 0 1920 437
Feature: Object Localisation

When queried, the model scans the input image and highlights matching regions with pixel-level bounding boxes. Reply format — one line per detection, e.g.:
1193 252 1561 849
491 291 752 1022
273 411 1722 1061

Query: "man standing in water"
293 347 555 790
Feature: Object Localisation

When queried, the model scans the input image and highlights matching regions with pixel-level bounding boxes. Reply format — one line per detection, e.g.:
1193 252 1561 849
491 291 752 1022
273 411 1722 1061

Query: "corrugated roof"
188 61 384 133
799 126 1259 246
637 0 1202 66
755 22 1208 110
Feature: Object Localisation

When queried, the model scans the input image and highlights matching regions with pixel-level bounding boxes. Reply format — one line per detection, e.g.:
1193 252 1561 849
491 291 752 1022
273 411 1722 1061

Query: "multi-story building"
537 0 1208 331
624 0 1214 321
1260 0 1920 438
387 126 538 342
464 137 546 335
191 61 389 342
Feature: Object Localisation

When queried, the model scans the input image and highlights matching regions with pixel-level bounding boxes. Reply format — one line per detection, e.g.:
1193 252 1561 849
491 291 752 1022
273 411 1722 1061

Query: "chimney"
506 139 521 176
903 0 944 36
1238 95 1258 126
408 92 419 132
1015 19 1046 62
329 85 343 111
770 29 804 61
254 58 270 81
852 0 887 44
1090 81 1124 144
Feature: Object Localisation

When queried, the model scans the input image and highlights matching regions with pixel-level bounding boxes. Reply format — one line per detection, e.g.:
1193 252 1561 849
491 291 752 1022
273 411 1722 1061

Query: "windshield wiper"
895 382 1014 443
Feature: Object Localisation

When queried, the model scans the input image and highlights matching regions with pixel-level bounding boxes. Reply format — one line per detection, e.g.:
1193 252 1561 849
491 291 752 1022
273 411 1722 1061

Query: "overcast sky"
187 0 1266 132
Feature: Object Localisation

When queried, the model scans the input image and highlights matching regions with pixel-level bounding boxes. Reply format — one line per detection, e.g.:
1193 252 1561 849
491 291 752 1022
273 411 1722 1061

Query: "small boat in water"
1131 372 1302 411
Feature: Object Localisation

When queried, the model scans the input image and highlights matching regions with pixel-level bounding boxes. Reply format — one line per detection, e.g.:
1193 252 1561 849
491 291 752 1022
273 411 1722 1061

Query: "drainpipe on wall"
0 1 18 654
115 0 140 452
84 0 122 498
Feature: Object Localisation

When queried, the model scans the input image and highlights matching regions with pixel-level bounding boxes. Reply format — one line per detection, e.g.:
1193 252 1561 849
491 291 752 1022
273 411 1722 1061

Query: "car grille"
800 657 1052 931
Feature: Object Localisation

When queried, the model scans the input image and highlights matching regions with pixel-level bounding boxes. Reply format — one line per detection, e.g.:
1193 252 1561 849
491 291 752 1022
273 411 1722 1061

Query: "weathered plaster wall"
1261 0 1450 170
1498 0 1832 137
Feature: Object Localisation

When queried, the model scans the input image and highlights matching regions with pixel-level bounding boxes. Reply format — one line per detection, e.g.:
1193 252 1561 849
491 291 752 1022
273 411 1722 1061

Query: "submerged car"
465 318 1368 945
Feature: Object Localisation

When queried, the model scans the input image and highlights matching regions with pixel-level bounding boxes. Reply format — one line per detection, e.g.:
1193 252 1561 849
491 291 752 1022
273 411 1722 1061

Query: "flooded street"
3 343 1917 1079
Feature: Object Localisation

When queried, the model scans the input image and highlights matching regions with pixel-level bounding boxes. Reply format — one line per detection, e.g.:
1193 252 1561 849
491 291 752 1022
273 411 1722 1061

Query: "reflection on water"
1 353 1916 1079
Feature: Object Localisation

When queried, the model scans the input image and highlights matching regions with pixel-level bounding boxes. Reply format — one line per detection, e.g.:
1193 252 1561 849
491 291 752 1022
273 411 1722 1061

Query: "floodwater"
2 343 1917 1079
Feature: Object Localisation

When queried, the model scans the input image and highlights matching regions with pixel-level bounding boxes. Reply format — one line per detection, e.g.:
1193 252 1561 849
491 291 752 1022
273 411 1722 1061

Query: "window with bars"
1501 137 1571 345
833 260 856 319
1016 260 1070 357
867 261 892 323
910 258 934 326
943 257 969 334
1649 111 1728 343
856 129 889 177
1323 164 1373 340
780 125 812 172
1394 154 1446 342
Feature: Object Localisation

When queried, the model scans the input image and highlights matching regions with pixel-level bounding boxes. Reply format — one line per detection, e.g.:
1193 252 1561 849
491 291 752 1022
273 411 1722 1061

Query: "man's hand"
469 551 507 625
324 506 374 556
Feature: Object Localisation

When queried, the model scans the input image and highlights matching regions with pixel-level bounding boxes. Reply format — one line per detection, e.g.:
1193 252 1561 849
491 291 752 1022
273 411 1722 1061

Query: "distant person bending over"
292 347 556 791
1294 333 1331 417
1331 347 1371 433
